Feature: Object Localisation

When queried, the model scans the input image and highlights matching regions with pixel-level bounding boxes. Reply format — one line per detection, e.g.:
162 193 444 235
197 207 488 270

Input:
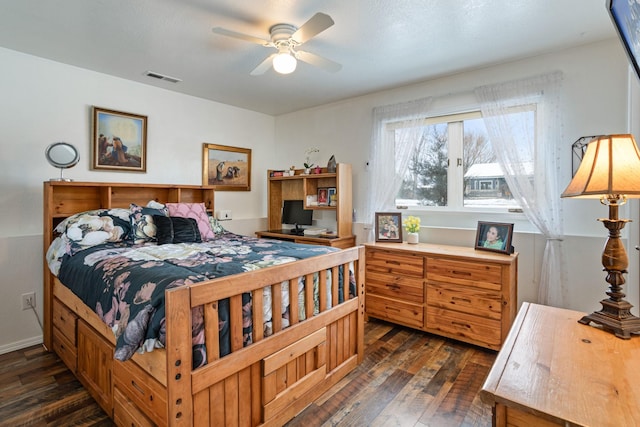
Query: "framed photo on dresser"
475 221 513 254
375 212 402 243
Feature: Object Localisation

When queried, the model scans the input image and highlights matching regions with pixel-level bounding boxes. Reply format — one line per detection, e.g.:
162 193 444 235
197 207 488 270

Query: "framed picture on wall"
202 143 252 191
375 212 402 243
92 106 147 172
475 221 514 254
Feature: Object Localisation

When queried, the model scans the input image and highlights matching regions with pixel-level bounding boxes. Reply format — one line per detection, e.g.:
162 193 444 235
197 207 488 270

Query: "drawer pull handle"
452 321 470 329
452 270 471 276
386 284 400 290
451 297 471 304
131 380 145 395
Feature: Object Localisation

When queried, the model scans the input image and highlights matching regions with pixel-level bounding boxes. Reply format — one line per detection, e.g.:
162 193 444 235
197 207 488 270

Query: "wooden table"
481 302 640 427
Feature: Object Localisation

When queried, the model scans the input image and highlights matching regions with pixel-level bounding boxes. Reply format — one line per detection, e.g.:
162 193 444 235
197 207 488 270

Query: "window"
393 109 534 211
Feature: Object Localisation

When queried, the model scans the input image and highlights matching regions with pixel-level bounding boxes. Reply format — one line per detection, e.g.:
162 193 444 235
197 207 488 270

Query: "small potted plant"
403 215 421 244
303 147 319 174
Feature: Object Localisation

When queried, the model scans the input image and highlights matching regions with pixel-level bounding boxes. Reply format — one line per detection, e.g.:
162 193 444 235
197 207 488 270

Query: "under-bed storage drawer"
52 298 78 372
53 297 77 343
114 359 167 426
53 326 77 372
113 387 155 427
77 320 113 415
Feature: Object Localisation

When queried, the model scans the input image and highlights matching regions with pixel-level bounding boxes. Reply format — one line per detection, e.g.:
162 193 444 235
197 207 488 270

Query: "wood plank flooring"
285 319 495 427
0 319 495 426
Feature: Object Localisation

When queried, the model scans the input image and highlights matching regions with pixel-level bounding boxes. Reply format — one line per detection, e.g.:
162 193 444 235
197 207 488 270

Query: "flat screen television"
608 0 640 82
282 200 313 235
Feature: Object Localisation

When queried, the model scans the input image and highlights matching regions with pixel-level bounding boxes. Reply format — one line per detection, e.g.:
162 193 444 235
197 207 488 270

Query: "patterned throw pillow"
208 215 226 237
55 208 131 236
165 202 215 240
129 203 168 243
56 208 131 246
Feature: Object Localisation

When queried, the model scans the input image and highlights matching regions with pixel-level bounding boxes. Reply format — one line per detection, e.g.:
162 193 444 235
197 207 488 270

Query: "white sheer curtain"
364 97 433 241
475 71 567 307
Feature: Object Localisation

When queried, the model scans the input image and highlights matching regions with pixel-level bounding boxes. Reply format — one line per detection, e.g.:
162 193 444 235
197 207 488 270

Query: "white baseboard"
0 335 43 355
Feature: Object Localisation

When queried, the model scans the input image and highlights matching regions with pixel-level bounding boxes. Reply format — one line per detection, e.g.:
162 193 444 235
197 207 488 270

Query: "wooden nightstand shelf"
481 302 640 426
364 242 518 350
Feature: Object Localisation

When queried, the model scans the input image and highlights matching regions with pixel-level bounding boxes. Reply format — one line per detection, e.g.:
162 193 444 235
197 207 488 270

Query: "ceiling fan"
212 12 342 75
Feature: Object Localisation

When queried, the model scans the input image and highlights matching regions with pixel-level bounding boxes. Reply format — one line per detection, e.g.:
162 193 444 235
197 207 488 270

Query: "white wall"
0 47 274 353
3 38 639 353
275 38 640 315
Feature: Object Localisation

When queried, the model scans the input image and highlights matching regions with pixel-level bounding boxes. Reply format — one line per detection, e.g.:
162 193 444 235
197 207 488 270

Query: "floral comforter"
50 232 355 368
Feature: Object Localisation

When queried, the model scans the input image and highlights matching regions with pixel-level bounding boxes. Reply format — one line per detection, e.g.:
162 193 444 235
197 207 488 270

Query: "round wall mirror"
45 142 80 181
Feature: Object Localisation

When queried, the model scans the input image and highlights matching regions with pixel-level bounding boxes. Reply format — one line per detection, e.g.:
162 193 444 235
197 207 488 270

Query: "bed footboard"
165 246 365 426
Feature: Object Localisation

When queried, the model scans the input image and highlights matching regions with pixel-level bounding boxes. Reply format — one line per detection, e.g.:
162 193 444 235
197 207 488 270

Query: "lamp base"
579 298 640 339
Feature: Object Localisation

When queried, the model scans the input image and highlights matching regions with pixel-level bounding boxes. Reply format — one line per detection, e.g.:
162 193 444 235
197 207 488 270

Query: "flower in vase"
403 215 420 233
304 147 319 168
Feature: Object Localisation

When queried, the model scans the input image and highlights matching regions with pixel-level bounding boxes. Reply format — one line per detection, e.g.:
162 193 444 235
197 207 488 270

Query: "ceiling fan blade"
291 13 334 44
296 50 342 73
212 27 272 46
250 54 276 76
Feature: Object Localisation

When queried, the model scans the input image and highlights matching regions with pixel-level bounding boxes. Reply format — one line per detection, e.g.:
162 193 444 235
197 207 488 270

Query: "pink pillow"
165 202 214 240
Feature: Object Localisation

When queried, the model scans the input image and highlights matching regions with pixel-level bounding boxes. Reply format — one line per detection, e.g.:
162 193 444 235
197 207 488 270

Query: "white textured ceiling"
0 0 616 115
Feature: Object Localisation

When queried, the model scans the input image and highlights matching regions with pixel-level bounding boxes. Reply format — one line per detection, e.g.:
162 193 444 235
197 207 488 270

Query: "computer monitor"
281 200 313 235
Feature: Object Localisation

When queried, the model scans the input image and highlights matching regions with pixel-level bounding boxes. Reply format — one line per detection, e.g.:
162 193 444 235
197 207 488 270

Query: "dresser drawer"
366 248 424 277
114 359 167 426
427 257 502 290
427 284 501 320
53 297 77 344
53 326 77 372
366 294 423 329
114 386 155 427
426 308 501 349
366 270 424 303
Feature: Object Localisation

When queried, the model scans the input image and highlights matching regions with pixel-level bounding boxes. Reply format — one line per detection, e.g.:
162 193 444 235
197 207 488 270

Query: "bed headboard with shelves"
42 181 215 350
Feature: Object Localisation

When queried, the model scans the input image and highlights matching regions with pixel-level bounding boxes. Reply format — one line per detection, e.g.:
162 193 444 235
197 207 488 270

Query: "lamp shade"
561 134 640 198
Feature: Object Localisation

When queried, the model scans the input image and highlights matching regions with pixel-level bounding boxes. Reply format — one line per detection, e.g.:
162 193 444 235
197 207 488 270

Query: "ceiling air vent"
144 71 182 83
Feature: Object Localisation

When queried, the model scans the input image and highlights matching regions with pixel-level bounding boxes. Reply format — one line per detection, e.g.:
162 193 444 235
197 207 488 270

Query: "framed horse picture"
202 143 252 191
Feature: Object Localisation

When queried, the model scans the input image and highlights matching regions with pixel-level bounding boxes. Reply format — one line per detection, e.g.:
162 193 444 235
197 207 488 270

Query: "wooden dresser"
481 302 640 426
364 242 518 350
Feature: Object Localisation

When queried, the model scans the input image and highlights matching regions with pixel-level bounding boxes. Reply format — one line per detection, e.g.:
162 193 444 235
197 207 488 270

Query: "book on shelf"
303 228 327 236
270 170 286 177
319 231 337 238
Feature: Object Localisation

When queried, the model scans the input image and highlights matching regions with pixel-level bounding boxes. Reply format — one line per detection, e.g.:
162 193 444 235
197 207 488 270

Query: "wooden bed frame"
43 181 365 426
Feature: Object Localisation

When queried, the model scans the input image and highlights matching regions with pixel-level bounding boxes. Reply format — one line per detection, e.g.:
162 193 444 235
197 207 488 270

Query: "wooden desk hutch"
256 163 355 249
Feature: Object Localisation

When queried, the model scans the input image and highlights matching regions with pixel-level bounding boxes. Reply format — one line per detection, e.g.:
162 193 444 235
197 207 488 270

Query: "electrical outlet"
22 292 35 310
216 210 232 221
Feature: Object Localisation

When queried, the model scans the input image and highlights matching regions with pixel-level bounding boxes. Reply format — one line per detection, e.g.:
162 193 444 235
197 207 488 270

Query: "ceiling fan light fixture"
273 52 297 74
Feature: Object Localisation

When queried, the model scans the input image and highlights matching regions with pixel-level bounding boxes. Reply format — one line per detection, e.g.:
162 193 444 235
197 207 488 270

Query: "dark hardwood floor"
0 319 495 427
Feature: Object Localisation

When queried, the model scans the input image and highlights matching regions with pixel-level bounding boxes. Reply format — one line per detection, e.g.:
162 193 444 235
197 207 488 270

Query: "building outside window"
393 109 534 211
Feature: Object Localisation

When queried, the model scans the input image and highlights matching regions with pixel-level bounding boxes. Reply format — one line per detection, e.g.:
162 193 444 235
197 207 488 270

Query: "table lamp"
561 134 640 338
